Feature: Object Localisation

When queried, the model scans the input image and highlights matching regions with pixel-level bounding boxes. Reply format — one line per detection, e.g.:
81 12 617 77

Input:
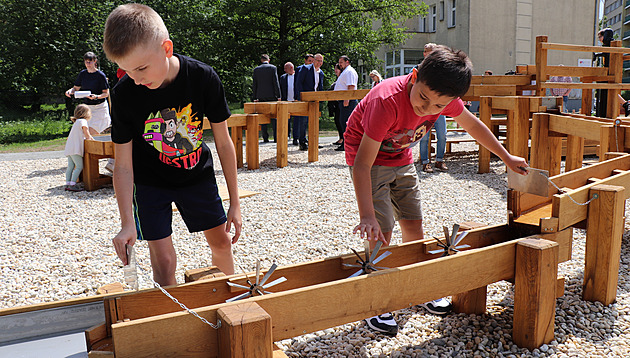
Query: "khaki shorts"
350 164 422 233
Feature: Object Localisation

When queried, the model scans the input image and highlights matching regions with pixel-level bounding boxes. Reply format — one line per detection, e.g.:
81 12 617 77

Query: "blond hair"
73 104 92 122
103 3 169 61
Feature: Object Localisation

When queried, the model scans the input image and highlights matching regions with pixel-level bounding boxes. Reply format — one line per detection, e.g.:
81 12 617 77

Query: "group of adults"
251 52 361 152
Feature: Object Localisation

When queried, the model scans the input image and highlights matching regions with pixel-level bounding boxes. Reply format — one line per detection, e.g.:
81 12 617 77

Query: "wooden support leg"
230 127 244 169
513 238 558 350
452 286 487 315
583 184 625 305
599 125 625 159
530 113 562 176
276 103 289 168
565 135 584 172
478 97 492 173
218 302 273 358
581 83 593 115
507 98 531 163
246 115 260 170
308 101 319 163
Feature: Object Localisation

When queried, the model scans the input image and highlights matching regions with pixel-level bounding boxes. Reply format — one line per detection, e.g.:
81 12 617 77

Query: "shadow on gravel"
27 167 65 178
44 185 114 198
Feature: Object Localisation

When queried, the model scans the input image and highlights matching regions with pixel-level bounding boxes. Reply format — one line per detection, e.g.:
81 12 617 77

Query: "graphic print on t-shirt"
142 103 204 169
380 122 430 153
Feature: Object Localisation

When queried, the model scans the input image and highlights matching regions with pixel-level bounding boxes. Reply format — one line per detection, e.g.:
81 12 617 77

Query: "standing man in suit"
334 55 358 151
279 62 296 142
252 54 281 142
294 53 325 151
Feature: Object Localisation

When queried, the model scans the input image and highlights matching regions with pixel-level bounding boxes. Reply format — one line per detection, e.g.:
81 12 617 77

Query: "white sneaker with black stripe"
365 312 398 336
420 297 453 316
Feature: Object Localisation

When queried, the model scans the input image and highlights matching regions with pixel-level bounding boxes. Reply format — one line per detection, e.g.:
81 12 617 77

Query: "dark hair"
304 53 314 60
261 54 270 61
83 51 98 61
598 28 614 46
417 46 472 98
339 55 350 64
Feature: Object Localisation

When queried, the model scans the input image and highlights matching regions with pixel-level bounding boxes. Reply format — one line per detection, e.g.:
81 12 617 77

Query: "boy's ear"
411 67 418 83
161 39 174 58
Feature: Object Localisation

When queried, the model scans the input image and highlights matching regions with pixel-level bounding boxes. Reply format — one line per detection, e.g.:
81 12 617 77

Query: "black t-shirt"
74 69 109 105
111 54 231 188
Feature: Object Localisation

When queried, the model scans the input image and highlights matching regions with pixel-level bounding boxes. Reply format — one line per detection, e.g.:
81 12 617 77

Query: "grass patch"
0 137 67 153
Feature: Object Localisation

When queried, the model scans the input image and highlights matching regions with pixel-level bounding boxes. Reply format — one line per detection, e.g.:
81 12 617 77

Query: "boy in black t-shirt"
103 3 241 285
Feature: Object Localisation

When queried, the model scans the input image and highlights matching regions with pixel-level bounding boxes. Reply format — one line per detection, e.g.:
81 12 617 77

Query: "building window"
419 15 427 32
429 5 437 32
439 1 445 21
448 0 456 28
385 49 422 78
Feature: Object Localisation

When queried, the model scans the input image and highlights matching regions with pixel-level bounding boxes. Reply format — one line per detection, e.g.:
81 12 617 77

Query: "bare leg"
147 236 177 286
203 224 235 275
399 219 424 243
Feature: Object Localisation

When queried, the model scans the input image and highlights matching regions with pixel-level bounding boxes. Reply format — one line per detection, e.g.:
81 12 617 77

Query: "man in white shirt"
334 55 358 151
280 62 296 142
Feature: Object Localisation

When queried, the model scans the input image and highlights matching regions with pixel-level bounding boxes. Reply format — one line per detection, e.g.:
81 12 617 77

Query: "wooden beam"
110 234 565 356
478 96 492 173
545 66 608 77
552 169 630 230
300 89 370 101
276 103 289 168
541 42 630 54
513 238 558 350
583 185 625 305
307 101 319 162
548 114 607 141
539 82 630 90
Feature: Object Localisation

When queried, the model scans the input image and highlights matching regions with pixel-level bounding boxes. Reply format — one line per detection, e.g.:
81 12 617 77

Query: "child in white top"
64 104 94 191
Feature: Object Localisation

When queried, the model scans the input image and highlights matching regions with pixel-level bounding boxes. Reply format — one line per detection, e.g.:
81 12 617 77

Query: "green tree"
0 0 426 107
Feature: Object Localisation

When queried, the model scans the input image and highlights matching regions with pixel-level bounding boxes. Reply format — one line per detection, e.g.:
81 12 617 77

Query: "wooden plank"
539 82 630 90
217 302 273 358
565 135 585 172
541 42 630 54
244 102 278 116
545 66 608 77
110 236 549 357
507 97 531 162
548 114 607 140
583 185 625 305
473 85 517 97
552 170 630 230
452 286 487 315
185 266 225 283
300 89 370 102
536 36 548 96
478 97 492 173
245 115 260 170
476 75 533 86
513 239 558 350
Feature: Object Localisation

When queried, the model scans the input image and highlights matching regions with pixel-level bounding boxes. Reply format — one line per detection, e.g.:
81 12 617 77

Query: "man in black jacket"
252 54 281 142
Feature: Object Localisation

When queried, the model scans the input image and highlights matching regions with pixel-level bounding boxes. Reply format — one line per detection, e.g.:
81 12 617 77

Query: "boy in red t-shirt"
345 46 528 335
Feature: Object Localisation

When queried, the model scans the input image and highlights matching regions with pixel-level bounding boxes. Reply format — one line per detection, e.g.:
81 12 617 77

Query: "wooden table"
83 135 114 191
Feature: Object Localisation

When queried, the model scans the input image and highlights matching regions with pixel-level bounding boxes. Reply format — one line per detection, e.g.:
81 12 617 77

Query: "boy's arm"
352 134 386 243
112 142 136 265
211 121 242 243
453 107 528 174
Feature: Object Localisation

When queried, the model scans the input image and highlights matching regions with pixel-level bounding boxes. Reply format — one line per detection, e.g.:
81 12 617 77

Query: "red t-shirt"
345 73 464 167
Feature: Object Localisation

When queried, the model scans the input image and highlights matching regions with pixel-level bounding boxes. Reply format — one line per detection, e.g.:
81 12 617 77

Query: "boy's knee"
205 229 232 251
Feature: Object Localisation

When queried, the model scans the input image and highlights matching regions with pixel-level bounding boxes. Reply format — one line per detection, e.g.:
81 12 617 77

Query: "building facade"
374 0 599 80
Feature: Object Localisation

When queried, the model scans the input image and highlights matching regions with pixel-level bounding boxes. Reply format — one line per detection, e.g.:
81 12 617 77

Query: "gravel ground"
1 136 629 357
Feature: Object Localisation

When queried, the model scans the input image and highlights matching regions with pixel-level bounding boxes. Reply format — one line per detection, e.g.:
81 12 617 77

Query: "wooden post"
581 80 593 116
218 302 273 358
535 36 548 97
478 96 492 173
452 286 487 315
507 97 531 162
599 125 625 159
246 114 260 170
308 101 320 162
583 184 625 305
230 127 244 169
276 103 289 168
565 135 584 172
513 238 558 350
530 113 562 176
607 40 623 119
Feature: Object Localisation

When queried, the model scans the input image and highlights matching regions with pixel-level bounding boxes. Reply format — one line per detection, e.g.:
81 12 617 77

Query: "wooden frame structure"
83 135 115 191
80 223 571 357
509 152 629 305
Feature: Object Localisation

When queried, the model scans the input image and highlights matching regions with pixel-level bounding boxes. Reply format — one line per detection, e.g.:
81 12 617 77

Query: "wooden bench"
82 135 114 191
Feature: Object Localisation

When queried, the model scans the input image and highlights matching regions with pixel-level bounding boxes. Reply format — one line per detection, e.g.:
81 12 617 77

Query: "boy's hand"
113 225 137 265
225 204 242 244
504 154 529 175
353 217 387 245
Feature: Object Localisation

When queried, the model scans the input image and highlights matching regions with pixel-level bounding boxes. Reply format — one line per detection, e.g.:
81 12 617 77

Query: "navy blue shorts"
133 178 227 241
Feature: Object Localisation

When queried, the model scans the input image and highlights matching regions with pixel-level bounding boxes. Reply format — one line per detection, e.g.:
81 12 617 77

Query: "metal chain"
614 119 621 152
134 256 221 329
538 171 599 206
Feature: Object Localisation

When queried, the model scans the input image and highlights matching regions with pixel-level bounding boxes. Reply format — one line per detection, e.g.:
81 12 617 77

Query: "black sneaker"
420 297 452 316
365 313 398 336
